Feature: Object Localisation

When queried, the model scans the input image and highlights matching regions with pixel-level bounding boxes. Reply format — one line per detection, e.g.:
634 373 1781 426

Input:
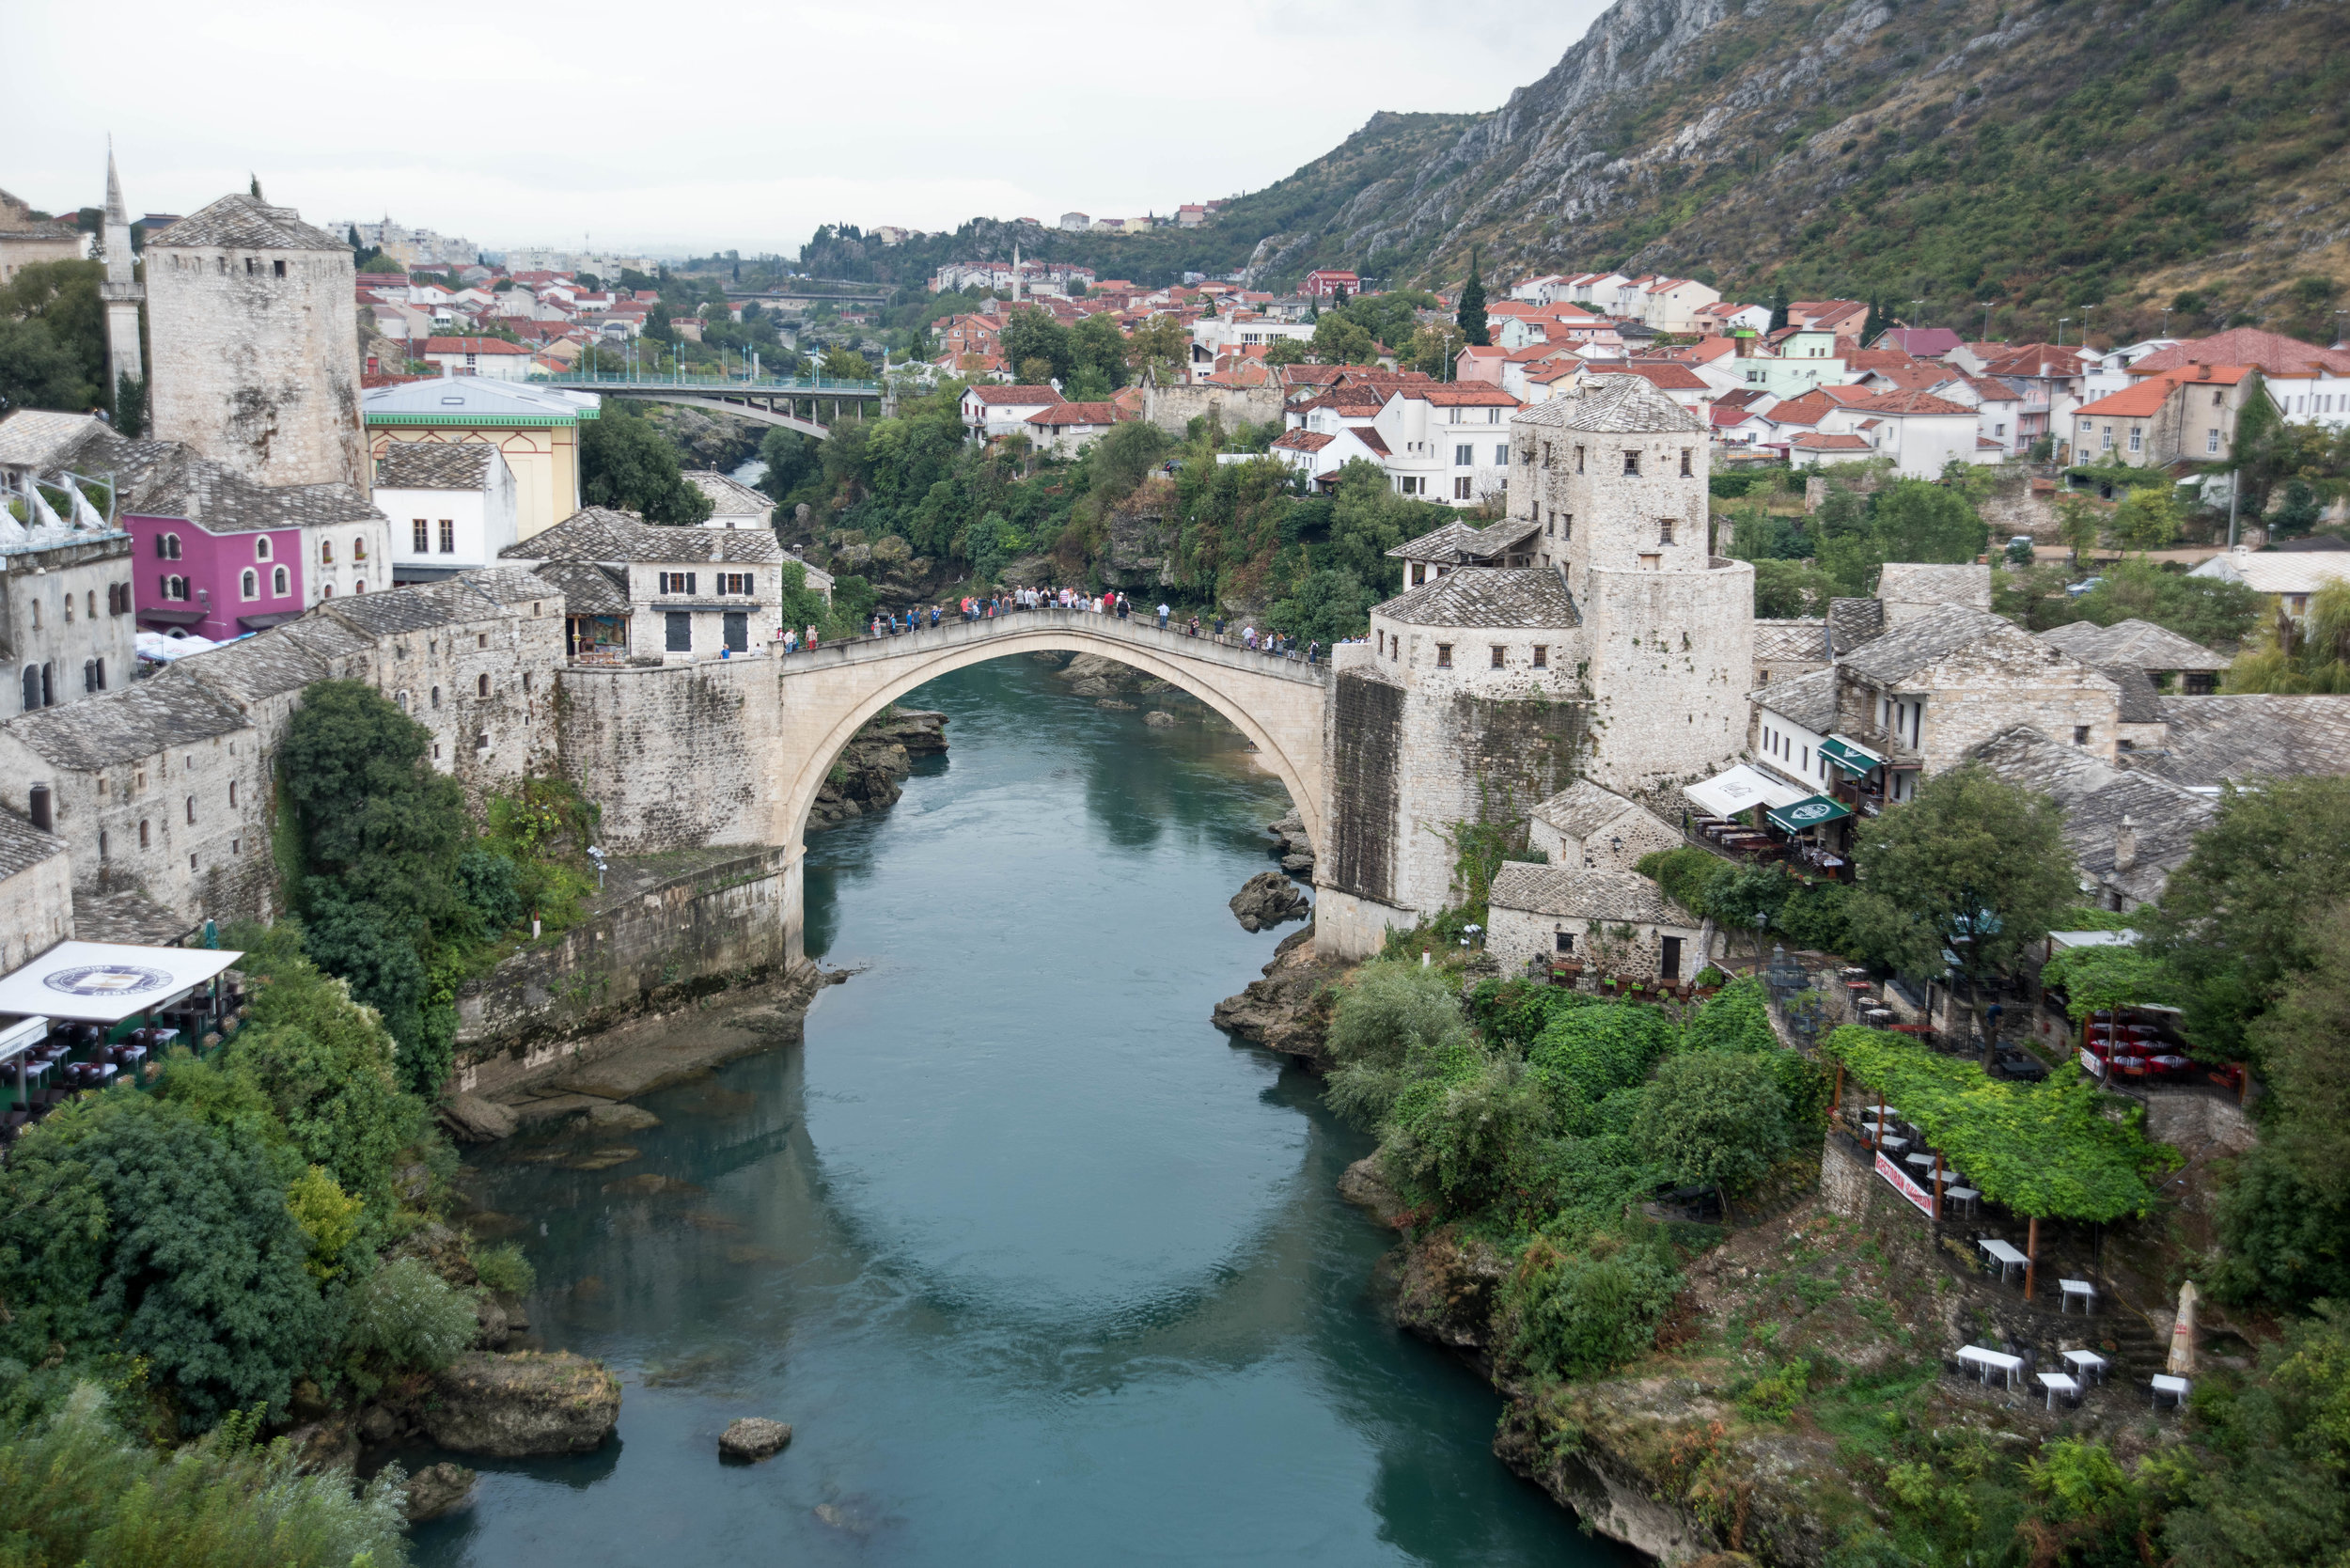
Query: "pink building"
126 452 389 641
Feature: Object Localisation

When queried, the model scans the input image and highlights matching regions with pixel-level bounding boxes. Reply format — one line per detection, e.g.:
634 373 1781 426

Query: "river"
417 657 1633 1567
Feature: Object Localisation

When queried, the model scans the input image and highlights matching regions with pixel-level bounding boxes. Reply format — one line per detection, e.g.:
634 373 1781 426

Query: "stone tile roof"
1826 597 1886 653
2038 619 2227 674
1752 666 1840 732
2188 550 2350 596
1510 374 1708 435
503 507 783 566
73 886 197 947
149 195 348 253
1377 566 1582 629
1837 604 2029 684
2 676 250 770
1489 863 1695 926
374 444 495 491
1465 518 1543 559
129 453 382 534
531 560 632 616
162 615 369 707
1877 562 1991 609
1972 725 2215 906
444 568 560 610
682 470 773 517
1386 521 1483 562
2122 696 2350 787
0 807 66 880
1755 618 1831 663
2098 664 2163 725
0 410 109 472
1530 780 1656 843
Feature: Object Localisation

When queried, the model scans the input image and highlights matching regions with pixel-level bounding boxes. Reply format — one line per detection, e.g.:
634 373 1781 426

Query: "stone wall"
1140 382 1284 438
1580 558 1754 796
1324 669 1403 905
451 845 798 1098
554 658 788 855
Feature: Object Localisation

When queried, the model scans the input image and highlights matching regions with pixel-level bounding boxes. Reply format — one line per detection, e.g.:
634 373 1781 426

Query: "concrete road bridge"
526 371 884 439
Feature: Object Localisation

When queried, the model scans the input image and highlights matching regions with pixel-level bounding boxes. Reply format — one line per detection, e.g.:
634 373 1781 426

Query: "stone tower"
1510 378 1752 797
144 192 365 490
98 144 143 389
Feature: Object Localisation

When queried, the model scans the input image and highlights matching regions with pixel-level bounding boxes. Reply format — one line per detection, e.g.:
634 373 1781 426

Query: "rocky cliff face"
808 709 949 831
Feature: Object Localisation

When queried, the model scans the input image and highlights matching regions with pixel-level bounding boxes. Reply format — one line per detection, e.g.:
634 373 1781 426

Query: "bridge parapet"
785 609 1332 686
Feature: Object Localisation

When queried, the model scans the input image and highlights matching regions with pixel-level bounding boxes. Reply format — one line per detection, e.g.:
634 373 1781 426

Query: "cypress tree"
1769 282 1791 333
1457 249 1490 347
1862 297 1885 344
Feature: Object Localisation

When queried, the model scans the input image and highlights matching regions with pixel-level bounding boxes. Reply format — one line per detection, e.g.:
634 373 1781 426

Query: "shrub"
1323 960 1476 1126
284 1166 364 1281
1378 1048 1557 1216
1501 1231 1683 1380
1465 976 1596 1054
1638 847 1726 918
1634 1053 1792 1207
1739 1357 1813 1420
0 1383 412 1568
343 1256 478 1380
470 1242 536 1298
1529 1003 1679 1108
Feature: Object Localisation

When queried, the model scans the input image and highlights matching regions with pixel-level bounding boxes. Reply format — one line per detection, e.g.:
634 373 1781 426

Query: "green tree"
0 1095 329 1426
1456 251 1490 348
2136 776 2350 1065
819 346 872 380
1843 765 2077 1056
1768 281 1790 332
2110 482 2183 554
1633 1052 1791 1215
1261 337 1310 368
1070 312 1129 393
1268 567 1377 645
1405 322 1467 379
2228 582 2350 693
1310 313 1376 366
1125 314 1191 383
1000 307 1073 384
579 402 713 525
1322 959 1477 1127
1751 558 1839 617
0 259 107 413
758 426 820 506
1340 290 1438 352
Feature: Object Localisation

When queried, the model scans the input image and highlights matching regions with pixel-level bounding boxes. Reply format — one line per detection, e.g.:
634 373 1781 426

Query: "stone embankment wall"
1139 382 1283 437
554 658 788 854
452 845 799 1099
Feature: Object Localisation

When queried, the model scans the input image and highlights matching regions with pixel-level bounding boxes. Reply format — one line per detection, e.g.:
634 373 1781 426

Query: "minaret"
100 141 145 387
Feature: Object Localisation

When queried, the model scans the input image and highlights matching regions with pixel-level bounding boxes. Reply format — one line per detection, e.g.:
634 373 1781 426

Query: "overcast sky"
13 0 1611 258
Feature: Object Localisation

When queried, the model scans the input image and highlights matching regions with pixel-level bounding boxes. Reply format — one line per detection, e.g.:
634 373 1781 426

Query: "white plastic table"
1876 1135 1910 1153
2061 1349 2108 1386
2059 1278 2096 1313
2151 1373 2190 1410
1980 1238 2030 1282
1945 1186 1982 1215
2037 1371 2080 1411
1957 1345 2025 1388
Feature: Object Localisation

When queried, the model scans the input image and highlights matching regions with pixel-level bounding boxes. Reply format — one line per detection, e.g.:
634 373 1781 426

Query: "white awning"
0 941 243 1025
1682 764 1811 820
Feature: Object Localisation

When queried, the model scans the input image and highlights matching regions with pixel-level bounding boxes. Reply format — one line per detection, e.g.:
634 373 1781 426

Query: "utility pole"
1978 302 1995 342
2058 318 2070 348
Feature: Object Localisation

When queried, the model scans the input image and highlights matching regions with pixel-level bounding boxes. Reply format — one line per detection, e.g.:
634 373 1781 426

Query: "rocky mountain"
1230 0 2349 343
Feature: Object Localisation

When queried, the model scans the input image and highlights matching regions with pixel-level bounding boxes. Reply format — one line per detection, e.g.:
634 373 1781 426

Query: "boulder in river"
583 1102 662 1134
404 1461 478 1522
439 1093 516 1143
719 1417 794 1462
422 1351 621 1457
1229 871 1309 933
1144 711 1176 728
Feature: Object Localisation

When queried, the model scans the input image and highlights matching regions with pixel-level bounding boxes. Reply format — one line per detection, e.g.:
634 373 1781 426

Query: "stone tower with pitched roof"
144 191 364 491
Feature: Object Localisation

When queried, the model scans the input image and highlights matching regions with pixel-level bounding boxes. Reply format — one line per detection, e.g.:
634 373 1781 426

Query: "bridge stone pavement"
555 612 1330 968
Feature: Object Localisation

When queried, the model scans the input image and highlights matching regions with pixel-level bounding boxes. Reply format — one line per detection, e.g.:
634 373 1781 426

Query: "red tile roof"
1026 401 1126 426
1272 429 1336 451
1790 431 1873 449
1355 430 1392 455
1590 362 1710 390
2127 328 2350 377
1979 344 2091 379
967 384 1060 405
423 337 530 353
1844 389 1972 416
2076 365 2250 418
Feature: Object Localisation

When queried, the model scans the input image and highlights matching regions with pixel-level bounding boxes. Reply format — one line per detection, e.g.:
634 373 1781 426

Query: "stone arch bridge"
561 612 1331 970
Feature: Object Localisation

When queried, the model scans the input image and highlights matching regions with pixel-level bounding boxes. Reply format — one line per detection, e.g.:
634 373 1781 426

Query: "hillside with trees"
813 0 2345 347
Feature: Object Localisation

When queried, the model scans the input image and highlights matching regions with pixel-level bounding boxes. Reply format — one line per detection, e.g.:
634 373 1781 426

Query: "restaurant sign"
1875 1150 1939 1219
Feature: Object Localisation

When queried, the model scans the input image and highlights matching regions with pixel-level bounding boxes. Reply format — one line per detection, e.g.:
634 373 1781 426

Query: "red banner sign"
1875 1150 1938 1219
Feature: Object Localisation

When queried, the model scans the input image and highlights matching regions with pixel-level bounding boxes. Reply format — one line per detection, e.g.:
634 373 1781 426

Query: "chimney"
2114 814 2138 873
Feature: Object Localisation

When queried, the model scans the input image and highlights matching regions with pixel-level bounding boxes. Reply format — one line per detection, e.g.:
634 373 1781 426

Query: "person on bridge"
1115 593 1130 620
1307 641 1320 666
1186 615 1200 638
807 624 819 651
1156 603 1170 629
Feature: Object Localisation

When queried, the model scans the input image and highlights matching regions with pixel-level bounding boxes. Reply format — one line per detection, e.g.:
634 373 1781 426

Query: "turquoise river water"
415 657 1635 1567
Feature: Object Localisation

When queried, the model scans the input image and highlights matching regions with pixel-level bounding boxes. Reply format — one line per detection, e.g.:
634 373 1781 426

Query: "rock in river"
719 1417 794 1462
423 1351 621 1457
404 1461 478 1522
1228 870 1309 933
438 1093 516 1143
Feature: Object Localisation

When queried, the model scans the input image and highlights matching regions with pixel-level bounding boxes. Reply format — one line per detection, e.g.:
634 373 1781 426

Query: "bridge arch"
767 617 1327 961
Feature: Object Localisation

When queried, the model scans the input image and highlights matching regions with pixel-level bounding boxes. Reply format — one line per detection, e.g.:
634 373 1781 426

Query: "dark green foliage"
1455 250 1489 347
279 682 465 926
1499 1231 1683 1379
0 1096 328 1426
1633 1052 1792 1201
1529 1004 1678 1110
1776 879 1852 952
1813 478 1990 598
1380 1047 1557 1215
2134 776 2350 1066
1465 976 1597 1054
1267 568 1376 644
2025 557 2269 651
579 400 713 525
455 846 524 935
0 1384 412 1567
0 260 107 416
1637 847 1726 918
1322 959 1476 1128
757 426 820 505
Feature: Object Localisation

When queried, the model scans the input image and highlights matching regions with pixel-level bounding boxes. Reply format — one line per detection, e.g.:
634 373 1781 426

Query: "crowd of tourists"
772 587 1329 665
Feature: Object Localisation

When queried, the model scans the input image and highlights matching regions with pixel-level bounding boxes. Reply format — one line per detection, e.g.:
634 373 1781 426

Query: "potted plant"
1551 960 1585 986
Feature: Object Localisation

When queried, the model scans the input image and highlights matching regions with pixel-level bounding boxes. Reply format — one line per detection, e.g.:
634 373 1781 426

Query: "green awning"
1819 736 1886 776
1768 794 1855 833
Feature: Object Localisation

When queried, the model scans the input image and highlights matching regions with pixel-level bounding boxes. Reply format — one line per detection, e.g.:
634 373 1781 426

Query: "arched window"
98 830 109 860
396 690 410 712
321 540 335 564
138 820 150 849
321 584 334 599
255 537 272 561
240 570 258 601
272 565 289 596
228 781 238 808
352 536 368 560
154 534 170 558
354 580 366 593
185 795 196 824
168 534 181 560
430 685 442 709
477 673 490 698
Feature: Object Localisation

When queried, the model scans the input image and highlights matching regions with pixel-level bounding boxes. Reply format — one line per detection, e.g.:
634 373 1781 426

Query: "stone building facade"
145 195 366 492
1526 780 1681 870
0 809 72 973
1485 862 1705 982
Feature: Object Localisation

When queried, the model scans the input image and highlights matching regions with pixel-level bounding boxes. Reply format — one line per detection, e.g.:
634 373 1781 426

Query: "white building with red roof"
1819 389 1996 477
961 384 1062 441
1372 383 1523 504
419 336 534 381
